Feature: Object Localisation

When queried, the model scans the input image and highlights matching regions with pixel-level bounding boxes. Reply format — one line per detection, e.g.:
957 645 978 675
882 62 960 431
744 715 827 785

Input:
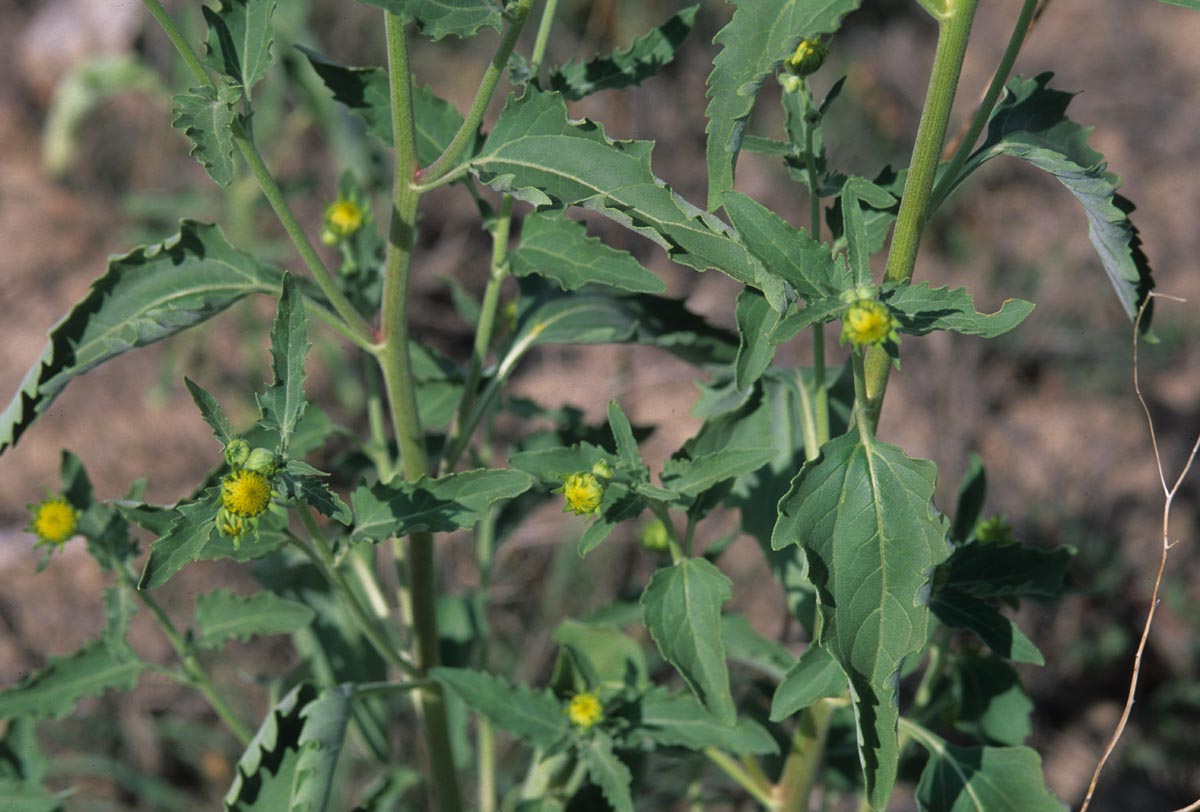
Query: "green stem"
929 0 1040 211
529 0 561 75
141 0 209 85
704 748 776 810
128 573 253 746
801 89 830 449
863 0 979 431
420 0 534 183
776 698 835 811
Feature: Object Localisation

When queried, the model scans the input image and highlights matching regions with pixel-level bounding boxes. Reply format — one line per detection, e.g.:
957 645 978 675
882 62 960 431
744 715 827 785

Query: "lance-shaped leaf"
0 641 143 721
472 89 783 308
547 6 698 100
1 221 280 455
185 378 236 447
354 0 501 40
659 448 775 500
705 0 863 210
909 726 1061 812
929 590 1043 666
194 589 316 649
203 0 276 92
351 469 532 542
580 736 633 812
172 85 242 186
734 288 778 390
641 558 736 725
431 667 568 748
950 73 1154 331
138 495 218 590
607 401 646 477
634 687 778 755
881 283 1034 339
770 644 847 721
768 295 848 345
774 431 950 809
510 214 665 294
258 275 309 455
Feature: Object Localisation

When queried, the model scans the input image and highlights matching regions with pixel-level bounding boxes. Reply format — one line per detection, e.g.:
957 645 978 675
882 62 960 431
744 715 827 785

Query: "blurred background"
0 0 1197 809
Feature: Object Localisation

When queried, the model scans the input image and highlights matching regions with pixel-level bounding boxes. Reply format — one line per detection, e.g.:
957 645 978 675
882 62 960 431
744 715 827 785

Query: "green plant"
1 0 1195 810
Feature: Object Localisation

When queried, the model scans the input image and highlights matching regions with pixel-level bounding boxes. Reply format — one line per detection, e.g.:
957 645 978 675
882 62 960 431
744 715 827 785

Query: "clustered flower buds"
566 692 604 729
217 438 279 544
27 495 78 548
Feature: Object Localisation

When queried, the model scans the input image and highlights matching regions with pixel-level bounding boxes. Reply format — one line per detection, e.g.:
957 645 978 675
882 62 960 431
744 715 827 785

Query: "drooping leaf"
641 558 736 725
580 735 634 812
938 539 1073 601
634 688 778 755
258 275 309 455
951 454 987 543
0 641 143 721
881 283 1034 339
194 589 316 649
0 221 281 455
203 0 276 92
770 644 847 721
509 214 665 294
137 495 218 590
354 0 502 40
473 89 783 308
951 73 1154 331
705 0 863 209
185 377 236 447
659 448 775 499
929 590 1044 666
350 469 532 542
734 288 778 391
290 685 352 812
171 85 242 187
277 471 352 524
774 430 950 808
547 6 698 100
953 655 1033 747
430 667 568 748
225 683 312 811
911 728 1061 812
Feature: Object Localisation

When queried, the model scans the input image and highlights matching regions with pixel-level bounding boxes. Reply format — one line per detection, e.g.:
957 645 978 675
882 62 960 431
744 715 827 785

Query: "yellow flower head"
785 38 829 77
566 692 604 729
28 496 78 547
557 472 604 516
841 299 898 349
322 199 365 243
221 469 272 518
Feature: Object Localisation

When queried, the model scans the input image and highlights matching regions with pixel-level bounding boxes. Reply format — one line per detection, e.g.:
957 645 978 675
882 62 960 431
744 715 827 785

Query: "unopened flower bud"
224 439 251 469
840 299 899 349
244 447 280 476
785 39 828 78
592 460 614 480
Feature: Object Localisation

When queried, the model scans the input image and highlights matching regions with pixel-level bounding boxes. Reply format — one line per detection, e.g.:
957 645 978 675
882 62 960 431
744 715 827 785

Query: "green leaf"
929 590 1043 666
350 469 532 542
774 430 949 809
509 214 665 294
660 448 775 499
430 667 568 748
734 288 778 391
0 780 68 812
102 584 137 658
258 275 309 455
354 0 502 40
473 89 782 307
1160 0 1200 7
278 472 352 525
635 688 778 755
547 6 698 100
185 377 236 447
290 685 352 812
951 454 987 543
953 655 1033 747
203 0 276 91
606 401 646 476
840 178 895 287
0 641 142 721
770 644 847 721
137 496 218 590
882 283 1034 339
641 558 736 725
580 736 633 812
552 619 648 694
171 85 242 187
955 73 1154 331
768 295 848 345
721 191 846 300
194 589 315 649
721 613 793 680
911 728 1061 812
510 442 614 483
225 683 311 811
939 540 1073 600
0 221 280 455
705 0 863 209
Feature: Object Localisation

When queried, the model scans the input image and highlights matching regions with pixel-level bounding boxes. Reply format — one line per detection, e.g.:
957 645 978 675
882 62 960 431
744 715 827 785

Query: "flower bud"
556 472 604 516
640 519 670 552
323 199 365 242
840 299 899 349
244 447 280 476
784 39 828 78
224 438 251 469
592 460 614 480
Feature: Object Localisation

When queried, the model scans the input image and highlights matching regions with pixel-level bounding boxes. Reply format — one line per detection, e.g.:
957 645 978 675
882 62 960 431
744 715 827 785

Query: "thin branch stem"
141 0 209 85
704 748 777 810
529 0 561 76
802 81 831 450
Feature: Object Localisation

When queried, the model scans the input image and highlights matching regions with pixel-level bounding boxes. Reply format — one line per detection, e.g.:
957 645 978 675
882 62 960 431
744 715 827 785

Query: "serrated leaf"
258 275 309 455
580 736 633 812
722 191 846 300
939 540 1073 600
548 6 697 100
203 0 276 91
138 496 219 590
0 641 142 721
172 85 241 186
0 221 281 455
351 469 532 542
290 685 352 812
768 294 848 345
278 474 352 524
882 282 1034 338
953 655 1033 746
354 0 502 40
929 590 1043 665
473 89 781 307
194 589 315 649
770 644 847 721
641 558 735 725
226 683 312 810
774 430 950 809
636 688 777 755
660 448 775 499
186 377 236 447
911 728 1061 812
734 288 778 391
705 0 863 209
431 667 567 748
952 73 1154 331
509 214 665 294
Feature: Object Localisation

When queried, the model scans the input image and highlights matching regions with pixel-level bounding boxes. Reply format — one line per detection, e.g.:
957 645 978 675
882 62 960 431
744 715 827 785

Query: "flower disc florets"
222 469 272 518
556 472 604 516
840 299 899 349
28 496 78 547
566 692 604 729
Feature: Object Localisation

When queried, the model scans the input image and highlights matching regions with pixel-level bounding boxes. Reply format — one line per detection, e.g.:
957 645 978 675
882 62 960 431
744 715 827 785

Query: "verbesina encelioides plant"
3 0 1197 810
